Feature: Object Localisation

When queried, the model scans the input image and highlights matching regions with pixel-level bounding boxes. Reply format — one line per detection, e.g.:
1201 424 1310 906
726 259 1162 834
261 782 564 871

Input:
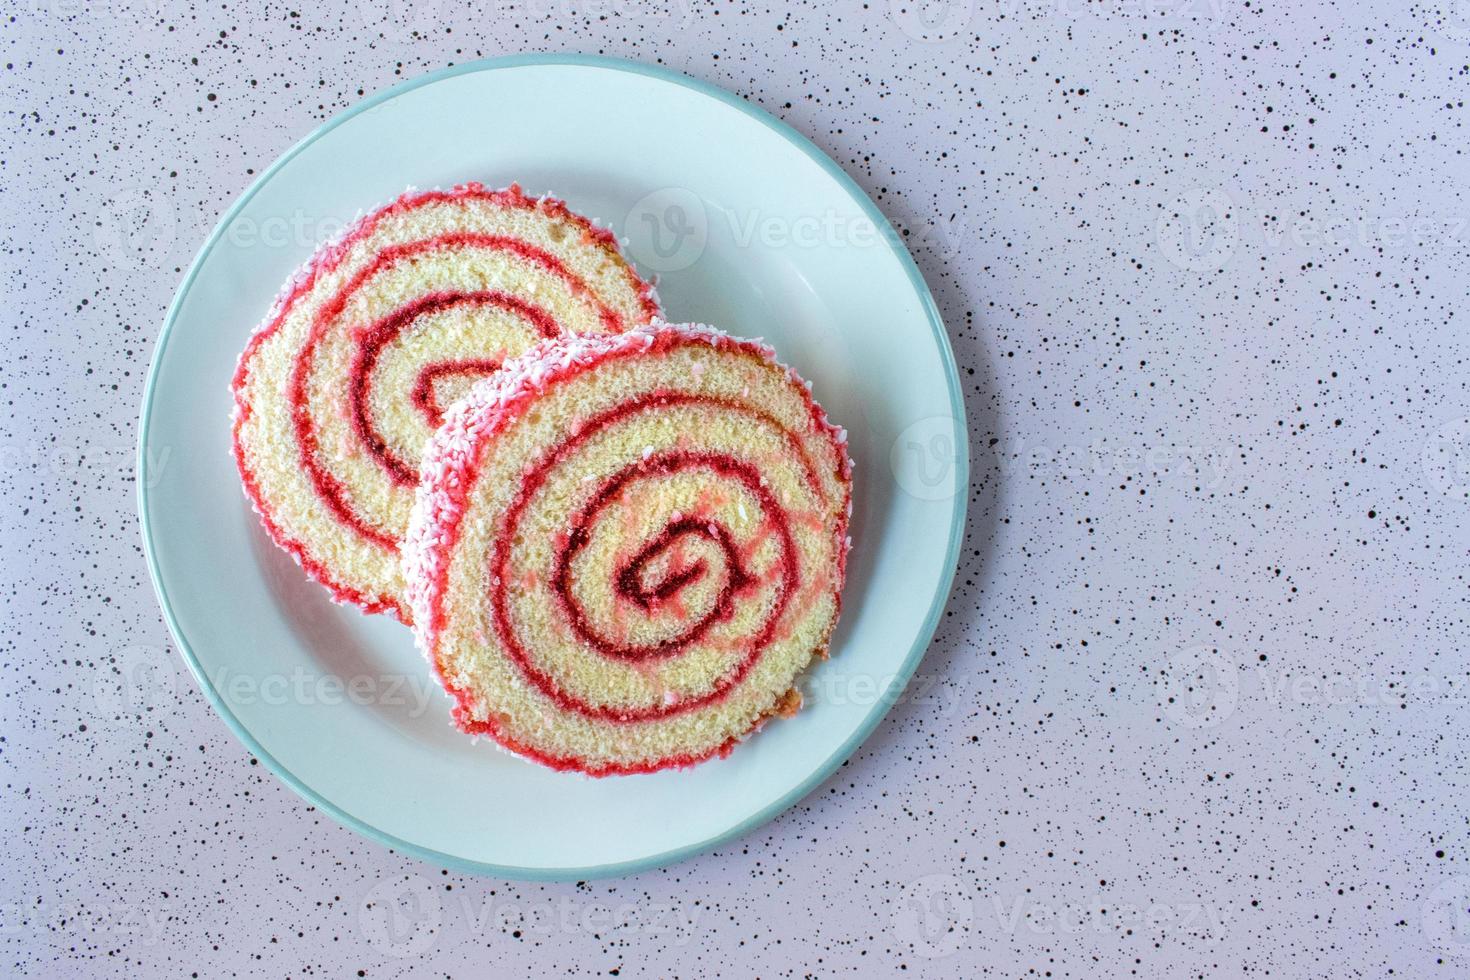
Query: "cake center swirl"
557 474 759 663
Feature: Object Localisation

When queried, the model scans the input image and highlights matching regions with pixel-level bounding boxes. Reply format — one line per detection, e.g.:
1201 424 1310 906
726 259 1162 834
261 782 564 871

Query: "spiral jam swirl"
231 184 659 620
405 325 853 776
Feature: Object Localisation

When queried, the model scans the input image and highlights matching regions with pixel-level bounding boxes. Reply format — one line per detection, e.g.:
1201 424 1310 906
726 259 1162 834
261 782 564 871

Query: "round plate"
139 54 967 879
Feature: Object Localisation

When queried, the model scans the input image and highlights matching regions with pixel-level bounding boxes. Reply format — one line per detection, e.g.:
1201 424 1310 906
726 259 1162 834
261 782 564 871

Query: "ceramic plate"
139 54 967 879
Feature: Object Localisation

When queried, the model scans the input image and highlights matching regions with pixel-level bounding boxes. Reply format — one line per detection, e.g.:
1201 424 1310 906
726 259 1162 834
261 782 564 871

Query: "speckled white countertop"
4 1 1470 975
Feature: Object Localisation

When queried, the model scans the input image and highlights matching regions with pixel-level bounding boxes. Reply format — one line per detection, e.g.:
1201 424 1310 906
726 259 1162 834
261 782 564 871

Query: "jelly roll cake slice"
231 183 660 622
403 323 853 775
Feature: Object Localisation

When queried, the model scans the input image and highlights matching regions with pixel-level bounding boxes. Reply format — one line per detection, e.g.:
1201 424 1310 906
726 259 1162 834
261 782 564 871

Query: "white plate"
139 54 967 878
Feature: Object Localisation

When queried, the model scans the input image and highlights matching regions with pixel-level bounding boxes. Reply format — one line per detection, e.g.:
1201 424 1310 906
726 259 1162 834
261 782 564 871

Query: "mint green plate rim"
137 52 969 881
